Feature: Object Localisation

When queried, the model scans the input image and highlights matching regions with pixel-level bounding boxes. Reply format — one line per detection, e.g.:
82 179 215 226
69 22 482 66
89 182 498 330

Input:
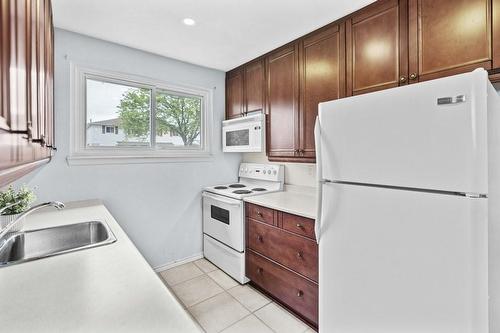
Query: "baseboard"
153 252 204 272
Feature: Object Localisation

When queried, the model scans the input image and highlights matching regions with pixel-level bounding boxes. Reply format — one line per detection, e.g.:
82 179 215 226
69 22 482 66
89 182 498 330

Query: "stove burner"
233 190 252 195
214 186 228 190
229 184 246 188
252 188 267 192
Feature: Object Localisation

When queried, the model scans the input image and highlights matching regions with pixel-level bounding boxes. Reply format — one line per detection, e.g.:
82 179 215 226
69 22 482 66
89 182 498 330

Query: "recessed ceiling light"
183 18 196 26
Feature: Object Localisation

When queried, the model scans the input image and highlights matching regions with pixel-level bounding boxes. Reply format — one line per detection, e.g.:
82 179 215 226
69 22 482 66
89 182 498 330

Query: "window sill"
66 153 214 166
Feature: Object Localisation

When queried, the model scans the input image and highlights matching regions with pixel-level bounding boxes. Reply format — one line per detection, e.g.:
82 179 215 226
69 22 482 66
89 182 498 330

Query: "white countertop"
244 185 317 219
0 200 201 333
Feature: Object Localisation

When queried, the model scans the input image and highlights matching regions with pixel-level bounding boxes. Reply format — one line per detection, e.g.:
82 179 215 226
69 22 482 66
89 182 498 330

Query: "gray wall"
16 29 241 268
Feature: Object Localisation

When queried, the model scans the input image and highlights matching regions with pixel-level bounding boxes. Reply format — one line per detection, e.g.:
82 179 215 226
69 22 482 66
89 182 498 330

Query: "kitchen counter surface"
0 200 201 333
244 185 317 220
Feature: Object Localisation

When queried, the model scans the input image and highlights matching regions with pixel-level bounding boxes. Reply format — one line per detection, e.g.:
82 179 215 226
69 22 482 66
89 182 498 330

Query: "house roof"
88 118 120 126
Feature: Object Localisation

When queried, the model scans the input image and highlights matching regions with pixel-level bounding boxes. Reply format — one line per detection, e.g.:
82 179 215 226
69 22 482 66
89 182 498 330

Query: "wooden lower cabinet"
245 203 318 328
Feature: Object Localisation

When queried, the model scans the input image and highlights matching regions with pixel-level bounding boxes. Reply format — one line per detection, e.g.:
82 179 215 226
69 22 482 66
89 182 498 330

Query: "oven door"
202 191 244 252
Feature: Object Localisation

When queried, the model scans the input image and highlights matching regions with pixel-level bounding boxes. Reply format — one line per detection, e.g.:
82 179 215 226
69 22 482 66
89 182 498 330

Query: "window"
70 64 213 164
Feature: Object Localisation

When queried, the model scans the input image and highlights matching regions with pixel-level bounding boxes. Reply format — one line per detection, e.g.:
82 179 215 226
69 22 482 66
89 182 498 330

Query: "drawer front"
246 203 275 225
282 212 316 239
248 219 318 282
246 250 318 326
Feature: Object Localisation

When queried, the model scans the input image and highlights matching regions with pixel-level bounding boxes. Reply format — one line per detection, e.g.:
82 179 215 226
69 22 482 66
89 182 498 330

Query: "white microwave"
222 113 264 152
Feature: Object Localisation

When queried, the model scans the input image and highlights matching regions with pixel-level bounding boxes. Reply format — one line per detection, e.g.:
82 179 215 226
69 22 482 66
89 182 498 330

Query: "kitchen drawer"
282 212 316 240
246 249 318 326
246 203 275 226
248 219 318 282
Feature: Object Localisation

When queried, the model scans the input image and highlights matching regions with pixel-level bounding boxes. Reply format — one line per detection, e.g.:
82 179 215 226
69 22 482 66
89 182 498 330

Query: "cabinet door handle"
257 235 263 242
257 267 263 274
409 73 418 80
296 251 303 259
46 145 57 151
257 211 263 217
297 290 304 297
399 75 407 83
31 135 46 147
296 223 303 229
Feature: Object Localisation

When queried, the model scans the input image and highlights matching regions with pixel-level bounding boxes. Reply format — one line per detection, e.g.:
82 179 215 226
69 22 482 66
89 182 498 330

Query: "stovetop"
204 163 284 200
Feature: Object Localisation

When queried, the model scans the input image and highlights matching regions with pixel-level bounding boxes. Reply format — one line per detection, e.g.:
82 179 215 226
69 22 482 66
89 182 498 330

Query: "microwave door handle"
202 192 242 206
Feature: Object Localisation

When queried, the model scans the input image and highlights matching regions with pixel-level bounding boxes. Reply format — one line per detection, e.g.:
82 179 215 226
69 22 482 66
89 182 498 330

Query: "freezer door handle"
314 117 322 244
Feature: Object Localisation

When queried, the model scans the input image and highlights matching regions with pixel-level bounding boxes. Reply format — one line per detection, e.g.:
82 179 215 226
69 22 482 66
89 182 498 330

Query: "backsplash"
243 152 316 188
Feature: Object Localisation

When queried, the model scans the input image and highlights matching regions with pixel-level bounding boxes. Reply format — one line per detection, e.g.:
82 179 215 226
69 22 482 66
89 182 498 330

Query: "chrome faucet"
0 201 65 241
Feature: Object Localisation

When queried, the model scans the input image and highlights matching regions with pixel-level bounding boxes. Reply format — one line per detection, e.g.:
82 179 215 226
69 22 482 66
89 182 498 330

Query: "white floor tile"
171 275 224 307
255 303 309 333
159 262 204 286
193 258 218 273
221 314 274 333
228 285 271 312
189 292 250 333
207 269 239 290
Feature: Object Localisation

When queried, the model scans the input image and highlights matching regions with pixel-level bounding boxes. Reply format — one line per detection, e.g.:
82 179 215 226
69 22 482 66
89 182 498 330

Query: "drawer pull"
296 223 303 229
257 267 263 274
257 211 263 217
297 290 304 298
296 251 303 259
257 235 263 242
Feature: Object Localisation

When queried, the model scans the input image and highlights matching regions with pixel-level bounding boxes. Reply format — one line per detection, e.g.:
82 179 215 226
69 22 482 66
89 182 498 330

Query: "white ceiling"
52 0 375 71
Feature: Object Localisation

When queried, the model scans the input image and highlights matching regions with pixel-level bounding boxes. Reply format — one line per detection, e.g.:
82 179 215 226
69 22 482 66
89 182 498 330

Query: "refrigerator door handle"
314 116 322 244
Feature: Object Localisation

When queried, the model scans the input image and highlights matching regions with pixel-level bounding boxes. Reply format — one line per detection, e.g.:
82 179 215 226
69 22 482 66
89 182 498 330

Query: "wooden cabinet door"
244 59 265 114
266 43 300 159
408 0 491 82
346 0 408 95
226 68 244 119
0 0 10 131
494 0 500 71
299 23 345 160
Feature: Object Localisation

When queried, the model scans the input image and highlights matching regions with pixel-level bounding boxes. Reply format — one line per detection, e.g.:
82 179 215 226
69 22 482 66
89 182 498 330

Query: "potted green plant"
0 185 36 232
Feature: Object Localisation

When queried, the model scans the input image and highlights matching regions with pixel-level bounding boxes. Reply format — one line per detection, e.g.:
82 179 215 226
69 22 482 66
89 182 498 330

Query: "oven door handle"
202 192 242 206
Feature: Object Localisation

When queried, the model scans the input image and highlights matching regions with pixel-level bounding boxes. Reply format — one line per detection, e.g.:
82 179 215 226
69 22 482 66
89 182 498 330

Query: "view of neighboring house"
86 118 185 147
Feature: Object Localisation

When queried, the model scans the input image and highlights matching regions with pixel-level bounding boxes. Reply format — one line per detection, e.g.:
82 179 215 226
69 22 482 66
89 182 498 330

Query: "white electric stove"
202 163 284 283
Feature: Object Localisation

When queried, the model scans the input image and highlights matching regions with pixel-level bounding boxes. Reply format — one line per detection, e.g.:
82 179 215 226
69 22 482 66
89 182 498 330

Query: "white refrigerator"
314 69 500 333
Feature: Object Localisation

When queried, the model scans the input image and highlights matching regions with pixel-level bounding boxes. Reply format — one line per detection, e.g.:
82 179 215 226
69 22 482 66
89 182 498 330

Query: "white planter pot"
0 213 24 233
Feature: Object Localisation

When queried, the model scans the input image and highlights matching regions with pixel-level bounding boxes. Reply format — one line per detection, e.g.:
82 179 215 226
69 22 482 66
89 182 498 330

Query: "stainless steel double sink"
0 221 117 267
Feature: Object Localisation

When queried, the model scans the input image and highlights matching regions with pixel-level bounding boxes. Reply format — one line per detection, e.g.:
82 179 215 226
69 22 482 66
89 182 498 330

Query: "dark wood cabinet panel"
266 44 300 159
226 69 244 119
300 24 345 160
248 219 318 282
408 0 492 82
245 205 318 328
282 212 316 240
246 203 276 226
346 0 407 95
494 0 500 70
0 0 54 186
244 59 265 114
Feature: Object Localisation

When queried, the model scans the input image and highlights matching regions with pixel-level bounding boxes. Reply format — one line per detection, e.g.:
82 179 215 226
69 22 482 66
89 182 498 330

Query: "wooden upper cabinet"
346 0 408 95
266 43 299 159
0 0 10 131
226 68 244 119
244 59 265 114
408 0 492 82
299 23 345 160
0 0 54 187
493 0 500 71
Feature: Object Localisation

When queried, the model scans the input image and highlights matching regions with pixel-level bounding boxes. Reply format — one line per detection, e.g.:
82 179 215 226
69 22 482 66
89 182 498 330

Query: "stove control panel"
239 163 284 182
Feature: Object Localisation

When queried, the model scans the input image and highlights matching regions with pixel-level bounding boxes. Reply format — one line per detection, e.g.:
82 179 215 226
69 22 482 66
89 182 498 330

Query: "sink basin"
0 221 117 267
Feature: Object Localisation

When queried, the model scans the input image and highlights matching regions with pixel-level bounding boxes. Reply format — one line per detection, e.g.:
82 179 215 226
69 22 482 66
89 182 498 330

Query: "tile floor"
158 258 316 333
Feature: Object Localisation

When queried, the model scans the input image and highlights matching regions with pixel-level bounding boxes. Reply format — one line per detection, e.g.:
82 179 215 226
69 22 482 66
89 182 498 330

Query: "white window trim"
68 63 214 165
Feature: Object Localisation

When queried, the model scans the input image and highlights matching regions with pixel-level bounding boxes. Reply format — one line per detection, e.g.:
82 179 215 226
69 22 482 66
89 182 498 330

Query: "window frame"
69 63 214 165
